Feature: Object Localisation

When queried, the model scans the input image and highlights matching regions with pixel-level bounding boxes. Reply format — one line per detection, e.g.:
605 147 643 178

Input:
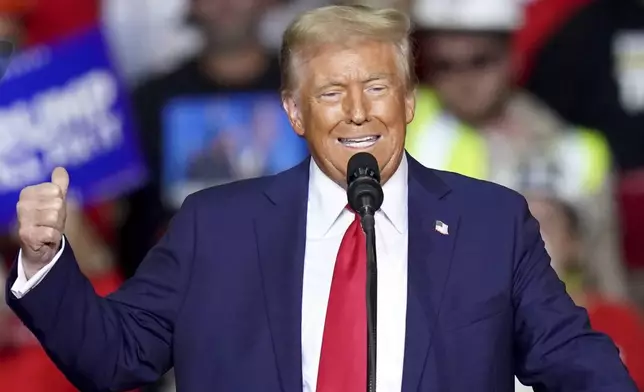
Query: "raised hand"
16 167 69 279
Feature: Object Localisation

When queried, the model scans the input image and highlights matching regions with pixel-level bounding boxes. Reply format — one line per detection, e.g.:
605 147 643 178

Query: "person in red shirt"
527 194 644 389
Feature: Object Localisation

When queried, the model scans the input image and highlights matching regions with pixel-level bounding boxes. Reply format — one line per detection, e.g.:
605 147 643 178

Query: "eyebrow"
315 73 393 91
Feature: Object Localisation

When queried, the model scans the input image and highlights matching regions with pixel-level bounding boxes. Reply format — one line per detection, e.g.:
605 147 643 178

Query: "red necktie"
317 210 367 392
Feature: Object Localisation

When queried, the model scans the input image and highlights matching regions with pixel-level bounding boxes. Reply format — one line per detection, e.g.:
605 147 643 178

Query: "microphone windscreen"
346 152 380 185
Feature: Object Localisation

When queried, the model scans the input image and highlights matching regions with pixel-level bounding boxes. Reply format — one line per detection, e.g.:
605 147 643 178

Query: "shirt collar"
307 154 408 237
381 154 408 233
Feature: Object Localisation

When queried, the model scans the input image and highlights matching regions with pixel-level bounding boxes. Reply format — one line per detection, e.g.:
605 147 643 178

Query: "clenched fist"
17 167 69 279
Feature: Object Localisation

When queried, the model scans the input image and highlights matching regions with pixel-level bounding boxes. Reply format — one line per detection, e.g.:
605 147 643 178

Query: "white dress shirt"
515 377 534 391
11 237 67 299
302 156 408 392
11 156 410 392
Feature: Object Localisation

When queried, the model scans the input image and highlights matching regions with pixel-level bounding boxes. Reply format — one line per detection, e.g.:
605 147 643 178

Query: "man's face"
283 40 415 186
191 0 270 48
421 32 512 124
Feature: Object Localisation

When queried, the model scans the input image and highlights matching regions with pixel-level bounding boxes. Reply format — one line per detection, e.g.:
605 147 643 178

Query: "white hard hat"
413 0 524 32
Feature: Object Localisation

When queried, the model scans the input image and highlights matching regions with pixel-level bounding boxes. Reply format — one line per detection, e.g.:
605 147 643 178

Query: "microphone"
346 152 384 227
346 152 381 392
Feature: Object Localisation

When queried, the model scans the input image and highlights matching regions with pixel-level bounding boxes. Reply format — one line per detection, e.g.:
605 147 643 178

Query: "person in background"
527 195 644 390
121 0 283 281
526 0 644 175
408 0 630 301
525 0 644 280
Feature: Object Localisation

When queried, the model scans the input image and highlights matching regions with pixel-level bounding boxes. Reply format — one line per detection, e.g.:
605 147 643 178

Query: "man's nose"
343 87 369 125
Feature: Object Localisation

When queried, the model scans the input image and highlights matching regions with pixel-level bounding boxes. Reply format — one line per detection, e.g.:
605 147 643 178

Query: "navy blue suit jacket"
6 155 637 391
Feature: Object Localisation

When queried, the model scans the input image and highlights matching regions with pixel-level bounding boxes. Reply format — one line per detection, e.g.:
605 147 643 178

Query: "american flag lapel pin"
435 220 449 235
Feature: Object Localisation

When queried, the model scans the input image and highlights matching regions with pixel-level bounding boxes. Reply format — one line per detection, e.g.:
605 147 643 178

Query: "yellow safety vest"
406 88 611 194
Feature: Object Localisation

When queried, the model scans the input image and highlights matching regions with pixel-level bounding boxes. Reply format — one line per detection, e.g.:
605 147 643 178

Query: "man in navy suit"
6 5 637 392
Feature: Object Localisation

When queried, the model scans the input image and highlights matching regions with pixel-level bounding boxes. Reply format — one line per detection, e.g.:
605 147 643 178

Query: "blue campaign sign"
0 27 147 232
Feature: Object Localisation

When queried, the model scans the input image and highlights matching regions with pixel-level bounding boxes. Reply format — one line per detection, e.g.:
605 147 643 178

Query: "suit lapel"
255 158 310 392
402 156 460 392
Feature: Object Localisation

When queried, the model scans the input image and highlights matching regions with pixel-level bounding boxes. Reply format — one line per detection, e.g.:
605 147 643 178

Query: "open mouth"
337 135 381 149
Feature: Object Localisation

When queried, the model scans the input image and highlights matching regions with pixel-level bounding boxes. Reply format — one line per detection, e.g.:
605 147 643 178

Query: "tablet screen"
161 93 309 208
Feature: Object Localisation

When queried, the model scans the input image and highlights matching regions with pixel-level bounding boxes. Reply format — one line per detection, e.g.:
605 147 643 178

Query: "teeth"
339 136 378 143
338 135 379 149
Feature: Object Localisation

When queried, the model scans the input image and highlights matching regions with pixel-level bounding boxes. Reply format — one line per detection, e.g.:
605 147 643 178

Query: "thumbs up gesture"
17 167 70 278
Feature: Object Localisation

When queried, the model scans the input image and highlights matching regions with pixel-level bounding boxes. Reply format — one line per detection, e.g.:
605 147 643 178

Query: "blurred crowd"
1 0 644 391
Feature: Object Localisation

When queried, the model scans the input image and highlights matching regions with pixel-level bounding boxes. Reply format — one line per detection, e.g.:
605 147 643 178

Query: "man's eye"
321 91 340 98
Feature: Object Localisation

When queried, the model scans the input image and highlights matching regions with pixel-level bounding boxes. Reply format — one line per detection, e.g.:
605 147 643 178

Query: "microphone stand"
361 213 377 392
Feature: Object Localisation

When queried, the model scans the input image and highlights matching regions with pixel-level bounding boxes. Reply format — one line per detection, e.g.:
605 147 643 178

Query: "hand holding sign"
17 167 69 279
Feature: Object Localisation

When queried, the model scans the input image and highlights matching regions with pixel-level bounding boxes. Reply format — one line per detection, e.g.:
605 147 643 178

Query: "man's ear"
404 87 416 125
282 92 305 136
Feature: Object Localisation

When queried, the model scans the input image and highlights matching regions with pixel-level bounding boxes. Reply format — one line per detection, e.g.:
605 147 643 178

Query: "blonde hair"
280 5 415 95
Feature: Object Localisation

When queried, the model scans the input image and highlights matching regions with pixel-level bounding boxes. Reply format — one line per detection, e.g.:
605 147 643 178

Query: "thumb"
51 167 70 197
